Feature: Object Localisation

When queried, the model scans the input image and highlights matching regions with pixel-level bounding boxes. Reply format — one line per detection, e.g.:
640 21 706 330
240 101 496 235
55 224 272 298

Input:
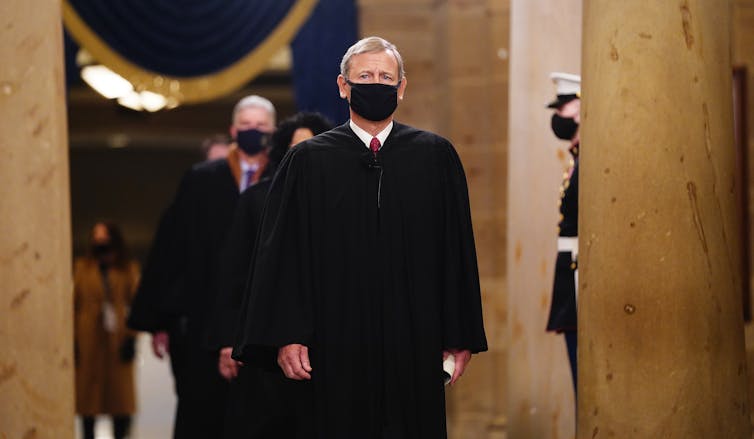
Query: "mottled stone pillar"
0 1 74 438
579 1 750 437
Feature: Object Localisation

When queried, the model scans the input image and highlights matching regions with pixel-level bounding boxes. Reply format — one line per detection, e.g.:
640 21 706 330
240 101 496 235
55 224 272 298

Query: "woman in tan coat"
74 221 140 439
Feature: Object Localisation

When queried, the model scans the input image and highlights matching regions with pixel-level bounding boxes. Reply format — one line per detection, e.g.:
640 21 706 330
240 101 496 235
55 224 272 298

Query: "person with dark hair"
267 112 334 167
127 95 277 439
233 36 487 438
201 134 231 161
74 221 140 439
203 111 332 439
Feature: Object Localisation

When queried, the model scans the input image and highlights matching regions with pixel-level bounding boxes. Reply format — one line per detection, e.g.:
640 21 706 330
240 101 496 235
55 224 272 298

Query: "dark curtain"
64 31 82 86
66 0 298 77
291 0 357 125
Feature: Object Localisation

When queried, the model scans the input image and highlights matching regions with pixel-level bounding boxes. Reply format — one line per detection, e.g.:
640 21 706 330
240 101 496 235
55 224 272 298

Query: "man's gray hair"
340 36 405 81
232 95 276 125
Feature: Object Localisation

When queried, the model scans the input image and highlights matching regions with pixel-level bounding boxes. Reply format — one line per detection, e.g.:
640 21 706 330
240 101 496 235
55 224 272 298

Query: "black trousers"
223 359 313 439
172 345 229 439
82 415 131 439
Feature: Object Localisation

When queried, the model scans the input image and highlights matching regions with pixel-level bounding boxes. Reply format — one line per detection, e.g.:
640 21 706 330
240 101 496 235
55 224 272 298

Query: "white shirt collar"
349 120 393 150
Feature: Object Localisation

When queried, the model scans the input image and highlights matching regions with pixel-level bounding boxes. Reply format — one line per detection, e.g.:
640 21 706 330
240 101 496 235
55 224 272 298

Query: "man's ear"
337 75 348 99
398 76 408 100
229 125 237 139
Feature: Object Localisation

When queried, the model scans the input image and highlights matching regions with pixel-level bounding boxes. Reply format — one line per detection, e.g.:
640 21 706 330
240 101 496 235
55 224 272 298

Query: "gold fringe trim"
63 0 318 104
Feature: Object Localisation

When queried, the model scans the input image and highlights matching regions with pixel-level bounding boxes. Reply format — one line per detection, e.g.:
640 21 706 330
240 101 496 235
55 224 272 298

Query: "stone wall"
358 1 509 437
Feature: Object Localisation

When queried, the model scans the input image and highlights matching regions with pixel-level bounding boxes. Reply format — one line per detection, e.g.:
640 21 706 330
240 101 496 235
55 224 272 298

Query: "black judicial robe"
205 177 305 439
128 202 182 333
234 122 488 439
130 158 239 439
205 178 271 350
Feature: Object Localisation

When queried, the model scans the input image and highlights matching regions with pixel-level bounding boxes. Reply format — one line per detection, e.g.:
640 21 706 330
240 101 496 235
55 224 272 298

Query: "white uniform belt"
557 237 578 256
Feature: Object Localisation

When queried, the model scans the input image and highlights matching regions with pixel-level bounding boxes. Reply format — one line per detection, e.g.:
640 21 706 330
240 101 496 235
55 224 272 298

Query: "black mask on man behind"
236 128 267 155
551 114 579 141
346 80 400 122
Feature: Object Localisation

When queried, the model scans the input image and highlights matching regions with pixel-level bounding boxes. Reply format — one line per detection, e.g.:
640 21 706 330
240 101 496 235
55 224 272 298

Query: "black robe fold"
127 202 182 333
234 122 487 438
204 178 271 351
128 158 239 438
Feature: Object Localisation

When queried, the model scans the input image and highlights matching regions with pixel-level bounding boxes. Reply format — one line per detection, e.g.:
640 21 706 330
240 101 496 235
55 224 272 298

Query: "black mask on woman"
551 114 579 140
92 243 111 257
346 80 400 122
236 128 266 155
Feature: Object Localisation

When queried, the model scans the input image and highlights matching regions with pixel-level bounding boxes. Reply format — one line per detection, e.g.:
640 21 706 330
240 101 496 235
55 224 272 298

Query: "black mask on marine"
346 80 400 122
551 114 579 140
236 128 267 155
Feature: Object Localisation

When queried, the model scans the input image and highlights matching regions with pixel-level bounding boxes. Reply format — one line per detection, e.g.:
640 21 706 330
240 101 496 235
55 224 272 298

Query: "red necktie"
370 137 380 158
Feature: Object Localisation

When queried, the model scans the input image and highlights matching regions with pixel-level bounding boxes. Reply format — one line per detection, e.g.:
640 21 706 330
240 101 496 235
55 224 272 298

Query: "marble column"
579 1 750 437
0 1 74 438
507 1 582 438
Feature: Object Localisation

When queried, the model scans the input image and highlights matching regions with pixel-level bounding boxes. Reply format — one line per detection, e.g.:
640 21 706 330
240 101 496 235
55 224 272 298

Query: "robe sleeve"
441 141 488 353
203 186 263 350
232 148 313 361
127 171 192 332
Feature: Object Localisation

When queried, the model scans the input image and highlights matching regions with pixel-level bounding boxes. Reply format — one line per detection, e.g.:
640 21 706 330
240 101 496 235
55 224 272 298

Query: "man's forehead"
235 106 273 123
350 50 398 70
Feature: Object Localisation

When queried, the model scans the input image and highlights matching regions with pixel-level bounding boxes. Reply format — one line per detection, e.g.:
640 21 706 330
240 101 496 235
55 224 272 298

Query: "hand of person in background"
120 337 137 362
152 331 169 359
218 346 243 380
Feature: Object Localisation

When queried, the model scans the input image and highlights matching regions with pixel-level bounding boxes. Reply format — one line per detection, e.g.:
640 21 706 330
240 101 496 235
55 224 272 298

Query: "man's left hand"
278 343 312 380
443 349 471 386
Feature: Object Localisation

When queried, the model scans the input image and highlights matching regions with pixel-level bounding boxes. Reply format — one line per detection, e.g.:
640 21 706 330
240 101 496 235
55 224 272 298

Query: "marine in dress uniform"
545 72 581 390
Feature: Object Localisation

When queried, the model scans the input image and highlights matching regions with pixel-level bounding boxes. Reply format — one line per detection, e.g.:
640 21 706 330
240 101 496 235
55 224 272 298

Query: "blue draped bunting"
63 0 359 114
291 0 357 125
66 0 297 77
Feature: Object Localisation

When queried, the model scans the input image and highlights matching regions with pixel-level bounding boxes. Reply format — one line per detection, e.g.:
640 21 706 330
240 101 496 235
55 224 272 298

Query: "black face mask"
236 128 266 155
92 243 111 257
551 114 579 140
346 80 400 122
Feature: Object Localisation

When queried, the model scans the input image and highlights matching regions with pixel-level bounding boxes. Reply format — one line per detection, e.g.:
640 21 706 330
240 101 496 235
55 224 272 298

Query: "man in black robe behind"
233 36 487 439
203 112 333 439
128 95 277 438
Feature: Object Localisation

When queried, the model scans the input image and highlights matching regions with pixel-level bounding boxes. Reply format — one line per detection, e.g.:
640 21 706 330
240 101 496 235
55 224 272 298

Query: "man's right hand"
218 347 242 381
277 343 312 380
152 331 169 359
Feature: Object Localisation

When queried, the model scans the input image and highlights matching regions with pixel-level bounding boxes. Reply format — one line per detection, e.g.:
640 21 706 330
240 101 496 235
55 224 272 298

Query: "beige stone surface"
507 1 582 438
580 1 749 437
0 1 74 438
358 1 508 437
